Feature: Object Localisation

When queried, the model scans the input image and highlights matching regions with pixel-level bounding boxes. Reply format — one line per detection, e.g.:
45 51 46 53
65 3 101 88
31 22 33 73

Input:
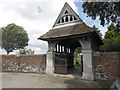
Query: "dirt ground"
2 72 113 89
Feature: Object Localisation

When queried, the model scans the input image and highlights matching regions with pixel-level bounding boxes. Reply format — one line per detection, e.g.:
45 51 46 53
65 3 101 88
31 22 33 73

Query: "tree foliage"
19 48 34 55
93 25 102 39
104 23 119 39
74 47 82 58
100 38 120 52
82 2 120 52
74 47 82 66
100 23 120 52
82 2 120 30
1 23 29 54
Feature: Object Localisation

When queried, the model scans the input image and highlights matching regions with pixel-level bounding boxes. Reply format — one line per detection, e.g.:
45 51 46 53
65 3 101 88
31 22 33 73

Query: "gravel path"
2 72 101 88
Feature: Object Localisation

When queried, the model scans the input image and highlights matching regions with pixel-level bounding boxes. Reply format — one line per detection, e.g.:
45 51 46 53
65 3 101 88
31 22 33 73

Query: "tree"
104 23 119 39
100 38 120 52
100 23 120 52
19 48 34 55
93 25 102 39
1 23 29 54
74 47 82 58
82 2 120 30
74 47 82 66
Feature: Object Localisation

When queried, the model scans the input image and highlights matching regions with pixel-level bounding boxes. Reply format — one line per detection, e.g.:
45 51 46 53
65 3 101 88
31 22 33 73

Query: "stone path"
2 72 102 88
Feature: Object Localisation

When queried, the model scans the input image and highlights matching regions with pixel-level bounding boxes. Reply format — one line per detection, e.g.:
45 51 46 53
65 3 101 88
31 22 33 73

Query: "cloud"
0 0 76 54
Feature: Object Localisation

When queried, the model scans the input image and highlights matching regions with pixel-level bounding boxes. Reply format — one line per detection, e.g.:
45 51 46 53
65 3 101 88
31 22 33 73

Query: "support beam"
82 50 94 80
46 41 57 75
78 36 94 80
46 51 54 74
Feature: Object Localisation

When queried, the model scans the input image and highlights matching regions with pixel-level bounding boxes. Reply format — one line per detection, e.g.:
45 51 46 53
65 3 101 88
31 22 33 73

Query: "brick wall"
94 52 120 80
1 54 46 73
1 52 119 80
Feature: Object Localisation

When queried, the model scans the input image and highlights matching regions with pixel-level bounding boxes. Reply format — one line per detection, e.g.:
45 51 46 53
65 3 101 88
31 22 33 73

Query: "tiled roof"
38 23 94 40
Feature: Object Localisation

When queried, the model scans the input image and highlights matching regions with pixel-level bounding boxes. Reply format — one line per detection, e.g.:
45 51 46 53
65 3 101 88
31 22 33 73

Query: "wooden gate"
54 53 68 74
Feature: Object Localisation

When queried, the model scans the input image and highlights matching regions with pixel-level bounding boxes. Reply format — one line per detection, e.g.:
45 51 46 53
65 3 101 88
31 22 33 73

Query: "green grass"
74 60 81 67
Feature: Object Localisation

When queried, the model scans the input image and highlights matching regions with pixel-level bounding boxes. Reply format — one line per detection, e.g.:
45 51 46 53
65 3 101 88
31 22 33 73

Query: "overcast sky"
0 0 107 54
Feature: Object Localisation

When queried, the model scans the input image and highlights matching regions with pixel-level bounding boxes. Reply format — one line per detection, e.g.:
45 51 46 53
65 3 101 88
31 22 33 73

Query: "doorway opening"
53 39 83 77
68 47 83 76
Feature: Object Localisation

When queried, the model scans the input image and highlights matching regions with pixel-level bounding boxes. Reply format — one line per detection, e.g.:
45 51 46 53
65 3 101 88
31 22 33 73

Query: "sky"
0 0 107 54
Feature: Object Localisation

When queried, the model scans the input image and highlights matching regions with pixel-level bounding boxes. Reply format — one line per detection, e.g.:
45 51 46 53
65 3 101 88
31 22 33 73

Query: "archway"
53 39 82 74
72 47 83 76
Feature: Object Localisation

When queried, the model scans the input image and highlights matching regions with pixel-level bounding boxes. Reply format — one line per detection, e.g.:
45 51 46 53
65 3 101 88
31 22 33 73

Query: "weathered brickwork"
1 52 119 80
94 52 120 80
1 54 46 73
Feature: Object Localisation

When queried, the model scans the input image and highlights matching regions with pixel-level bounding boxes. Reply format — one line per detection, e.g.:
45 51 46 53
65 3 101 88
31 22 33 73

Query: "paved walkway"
2 72 102 88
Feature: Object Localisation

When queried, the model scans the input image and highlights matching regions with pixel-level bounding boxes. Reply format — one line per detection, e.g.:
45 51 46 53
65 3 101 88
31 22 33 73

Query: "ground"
2 72 113 89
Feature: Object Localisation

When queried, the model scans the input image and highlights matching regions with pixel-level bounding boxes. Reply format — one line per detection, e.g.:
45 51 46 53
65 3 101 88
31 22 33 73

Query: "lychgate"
38 2 103 80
